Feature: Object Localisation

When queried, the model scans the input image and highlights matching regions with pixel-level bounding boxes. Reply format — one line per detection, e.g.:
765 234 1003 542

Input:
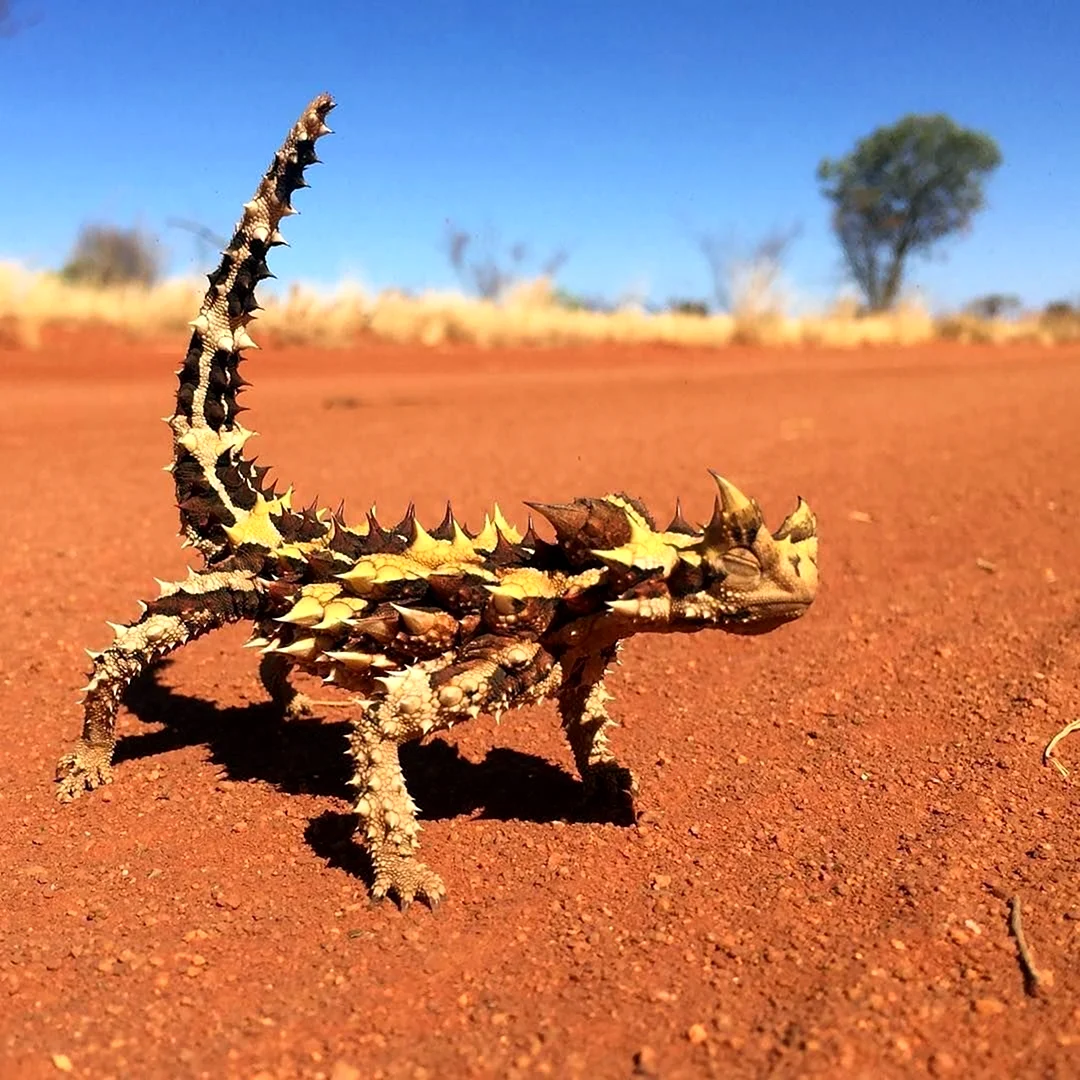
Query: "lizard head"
667 471 818 635
530 472 818 639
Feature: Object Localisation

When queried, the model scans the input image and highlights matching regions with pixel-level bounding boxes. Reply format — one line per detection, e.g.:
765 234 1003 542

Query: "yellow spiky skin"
54 93 820 912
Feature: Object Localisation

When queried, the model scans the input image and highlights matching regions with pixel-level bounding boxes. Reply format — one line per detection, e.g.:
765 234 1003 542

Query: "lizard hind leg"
56 569 261 801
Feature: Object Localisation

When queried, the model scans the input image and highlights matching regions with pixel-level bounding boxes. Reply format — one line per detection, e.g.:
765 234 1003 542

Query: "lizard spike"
485 584 526 615
350 615 399 644
429 501 457 541
275 595 325 627
273 637 320 659
390 604 438 636
773 497 816 542
105 622 126 640
392 502 417 538
700 472 764 552
375 674 408 694
233 327 259 351
491 503 522 544
323 651 385 671
524 501 589 541
309 600 359 632
188 314 210 332
406 518 439 555
709 470 755 514
243 636 271 649
520 515 539 551
705 490 723 528
487 527 520 566
666 498 696 535
366 505 385 534
451 519 473 548
606 599 643 617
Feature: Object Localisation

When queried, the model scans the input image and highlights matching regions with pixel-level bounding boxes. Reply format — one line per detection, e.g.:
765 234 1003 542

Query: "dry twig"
1043 718 1080 779
1007 896 1046 997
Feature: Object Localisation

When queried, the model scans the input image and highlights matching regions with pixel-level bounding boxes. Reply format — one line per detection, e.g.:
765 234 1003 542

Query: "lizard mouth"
722 601 812 635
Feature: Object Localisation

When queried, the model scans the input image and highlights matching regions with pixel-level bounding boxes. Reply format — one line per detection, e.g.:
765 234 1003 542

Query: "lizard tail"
166 93 335 561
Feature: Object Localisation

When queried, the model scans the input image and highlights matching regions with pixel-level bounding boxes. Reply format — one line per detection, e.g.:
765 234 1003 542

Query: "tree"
965 293 1021 320
59 224 162 287
817 115 1002 311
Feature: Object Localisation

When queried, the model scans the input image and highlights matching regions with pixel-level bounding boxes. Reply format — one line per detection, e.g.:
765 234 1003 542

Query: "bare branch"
0 0 41 38
166 217 230 264
693 224 801 316
443 222 570 301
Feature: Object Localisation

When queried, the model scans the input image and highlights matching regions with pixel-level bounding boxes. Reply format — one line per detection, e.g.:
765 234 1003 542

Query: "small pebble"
928 1050 957 1076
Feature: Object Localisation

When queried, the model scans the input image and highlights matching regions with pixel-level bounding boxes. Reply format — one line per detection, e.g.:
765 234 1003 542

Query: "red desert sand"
1 334 1079 1077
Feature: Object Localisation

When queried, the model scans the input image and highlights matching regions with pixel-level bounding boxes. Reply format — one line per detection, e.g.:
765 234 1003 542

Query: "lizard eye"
716 547 761 584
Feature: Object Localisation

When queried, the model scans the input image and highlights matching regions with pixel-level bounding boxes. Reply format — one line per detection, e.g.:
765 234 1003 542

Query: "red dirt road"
2 337 1079 1079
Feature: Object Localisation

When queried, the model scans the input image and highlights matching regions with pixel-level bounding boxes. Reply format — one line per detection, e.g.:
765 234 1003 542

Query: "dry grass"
0 261 1075 352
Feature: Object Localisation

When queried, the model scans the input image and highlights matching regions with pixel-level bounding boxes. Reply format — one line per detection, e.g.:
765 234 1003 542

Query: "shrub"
59 224 162 287
667 299 710 317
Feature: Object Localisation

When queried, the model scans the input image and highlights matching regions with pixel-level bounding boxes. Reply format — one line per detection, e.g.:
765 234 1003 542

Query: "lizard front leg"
258 652 314 719
556 644 638 818
347 640 561 908
56 569 261 800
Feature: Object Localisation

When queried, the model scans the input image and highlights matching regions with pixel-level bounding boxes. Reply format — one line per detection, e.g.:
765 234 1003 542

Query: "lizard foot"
55 741 114 802
283 691 314 720
370 854 446 911
583 761 639 823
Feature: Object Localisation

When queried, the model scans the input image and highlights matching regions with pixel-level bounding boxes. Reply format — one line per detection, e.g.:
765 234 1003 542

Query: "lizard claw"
370 854 446 911
55 741 114 802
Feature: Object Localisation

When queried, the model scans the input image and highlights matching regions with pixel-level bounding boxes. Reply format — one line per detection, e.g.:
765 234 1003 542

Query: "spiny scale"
55 93 820 911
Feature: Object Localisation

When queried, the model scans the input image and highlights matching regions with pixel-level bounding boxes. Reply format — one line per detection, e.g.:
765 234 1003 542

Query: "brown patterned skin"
55 95 820 909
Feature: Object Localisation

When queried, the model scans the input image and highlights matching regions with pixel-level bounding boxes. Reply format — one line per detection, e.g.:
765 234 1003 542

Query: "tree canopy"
817 114 1002 311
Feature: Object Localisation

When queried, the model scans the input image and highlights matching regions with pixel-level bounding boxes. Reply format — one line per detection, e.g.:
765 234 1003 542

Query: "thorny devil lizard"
55 94 819 908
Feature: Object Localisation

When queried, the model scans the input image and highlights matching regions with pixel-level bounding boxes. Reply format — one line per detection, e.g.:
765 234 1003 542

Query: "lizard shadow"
118 663 634 878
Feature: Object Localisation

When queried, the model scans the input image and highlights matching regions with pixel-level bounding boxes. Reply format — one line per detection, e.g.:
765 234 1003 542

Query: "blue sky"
2 1 1077 311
